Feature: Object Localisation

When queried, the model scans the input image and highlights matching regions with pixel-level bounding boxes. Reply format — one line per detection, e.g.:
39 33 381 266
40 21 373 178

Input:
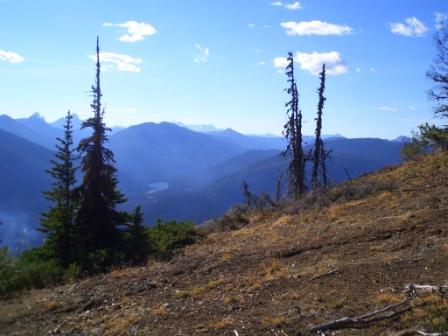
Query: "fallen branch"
310 297 415 333
310 284 448 334
391 330 447 336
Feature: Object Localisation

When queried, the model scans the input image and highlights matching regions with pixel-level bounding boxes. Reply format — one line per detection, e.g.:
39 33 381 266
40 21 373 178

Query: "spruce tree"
124 206 150 265
311 64 327 190
76 37 126 267
282 52 305 199
40 110 77 266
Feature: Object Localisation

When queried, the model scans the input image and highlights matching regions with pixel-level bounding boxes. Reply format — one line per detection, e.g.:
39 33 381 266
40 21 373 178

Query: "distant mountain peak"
175 122 223 133
29 112 45 121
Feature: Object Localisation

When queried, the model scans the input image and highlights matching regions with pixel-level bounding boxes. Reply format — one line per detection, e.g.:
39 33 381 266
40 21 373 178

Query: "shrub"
148 220 202 259
216 206 250 231
0 247 64 297
285 178 397 213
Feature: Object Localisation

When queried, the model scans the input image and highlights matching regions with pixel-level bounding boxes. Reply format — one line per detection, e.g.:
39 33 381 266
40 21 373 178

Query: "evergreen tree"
76 37 126 267
124 206 150 265
282 52 305 199
40 110 78 266
311 64 327 190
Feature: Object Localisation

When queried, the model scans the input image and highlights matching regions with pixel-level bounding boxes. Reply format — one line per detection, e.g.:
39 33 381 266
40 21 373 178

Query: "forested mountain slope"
1 153 447 335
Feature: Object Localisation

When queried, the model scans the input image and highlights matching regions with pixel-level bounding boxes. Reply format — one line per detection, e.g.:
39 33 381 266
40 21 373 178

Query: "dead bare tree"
282 52 305 199
311 64 328 190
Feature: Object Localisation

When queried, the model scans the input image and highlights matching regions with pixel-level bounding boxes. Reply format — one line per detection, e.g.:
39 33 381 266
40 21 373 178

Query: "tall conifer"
76 37 126 264
40 110 77 266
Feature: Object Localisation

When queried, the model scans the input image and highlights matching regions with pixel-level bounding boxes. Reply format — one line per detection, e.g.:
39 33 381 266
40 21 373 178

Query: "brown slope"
1 154 447 336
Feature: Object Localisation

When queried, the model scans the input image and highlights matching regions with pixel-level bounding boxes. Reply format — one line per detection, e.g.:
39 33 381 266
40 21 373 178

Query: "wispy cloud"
273 51 348 76
89 52 143 72
271 1 302 10
0 50 24 64
257 61 267 66
389 17 427 37
248 23 256 28
194 44 209 63
377 106 398 112
281 21 353 36
356 67 361 73
285 2 302 10
435 12 447 29
103 21 156 43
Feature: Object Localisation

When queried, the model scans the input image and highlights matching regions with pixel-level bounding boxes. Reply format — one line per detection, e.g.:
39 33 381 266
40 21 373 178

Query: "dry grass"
261 259 289 282
104 311 140 335
151 305 168 316
2 153 448 336
173 278 225 298
262 316 287 327
208 317 233 329
376 293 404 304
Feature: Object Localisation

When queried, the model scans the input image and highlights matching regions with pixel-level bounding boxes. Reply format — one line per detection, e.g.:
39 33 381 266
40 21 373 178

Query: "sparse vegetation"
148 220 202 259
0 153 447 335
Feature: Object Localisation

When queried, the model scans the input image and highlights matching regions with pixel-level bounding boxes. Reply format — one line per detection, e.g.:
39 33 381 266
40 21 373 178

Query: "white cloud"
281 21 353 36
103 21 156 43
248 23 256 28
89 52 143 72
285 2 302 10
0 50 24 64
258 61 267 66
273 56 289 69
370 67 376 72
356 67 361 73
409 105 416 110
389 17 428 37
435 12 447 29
271 1 302 10
273 51 348 76
377 106 398 112
194 44 209 63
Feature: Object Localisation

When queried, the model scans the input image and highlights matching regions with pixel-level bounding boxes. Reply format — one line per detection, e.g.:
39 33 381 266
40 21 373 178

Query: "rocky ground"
1 154 447 336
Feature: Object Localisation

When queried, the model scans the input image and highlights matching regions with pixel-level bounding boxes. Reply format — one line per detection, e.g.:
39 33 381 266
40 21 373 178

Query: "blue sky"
0 0 447 138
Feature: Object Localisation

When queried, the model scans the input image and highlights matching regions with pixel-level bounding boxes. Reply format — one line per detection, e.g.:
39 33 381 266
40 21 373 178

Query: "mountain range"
0 113 406 250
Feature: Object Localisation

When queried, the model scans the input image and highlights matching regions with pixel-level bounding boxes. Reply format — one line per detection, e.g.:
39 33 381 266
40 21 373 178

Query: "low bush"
284 178 397 213
148 220 202 259
0 246 64 297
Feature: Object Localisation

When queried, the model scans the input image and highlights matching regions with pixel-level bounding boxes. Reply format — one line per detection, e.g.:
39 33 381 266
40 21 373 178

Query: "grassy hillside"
1 153 447 335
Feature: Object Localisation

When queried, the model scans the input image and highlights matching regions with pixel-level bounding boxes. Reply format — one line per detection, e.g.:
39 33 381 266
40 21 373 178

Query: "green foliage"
0 247 16 297
40 110 78 267
148 220 201 259
419 123 448 152
0 247 63 297
75 38 127 272
124 206 151 265
402 124 448 161
428 302 448 332
401 136 427 161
